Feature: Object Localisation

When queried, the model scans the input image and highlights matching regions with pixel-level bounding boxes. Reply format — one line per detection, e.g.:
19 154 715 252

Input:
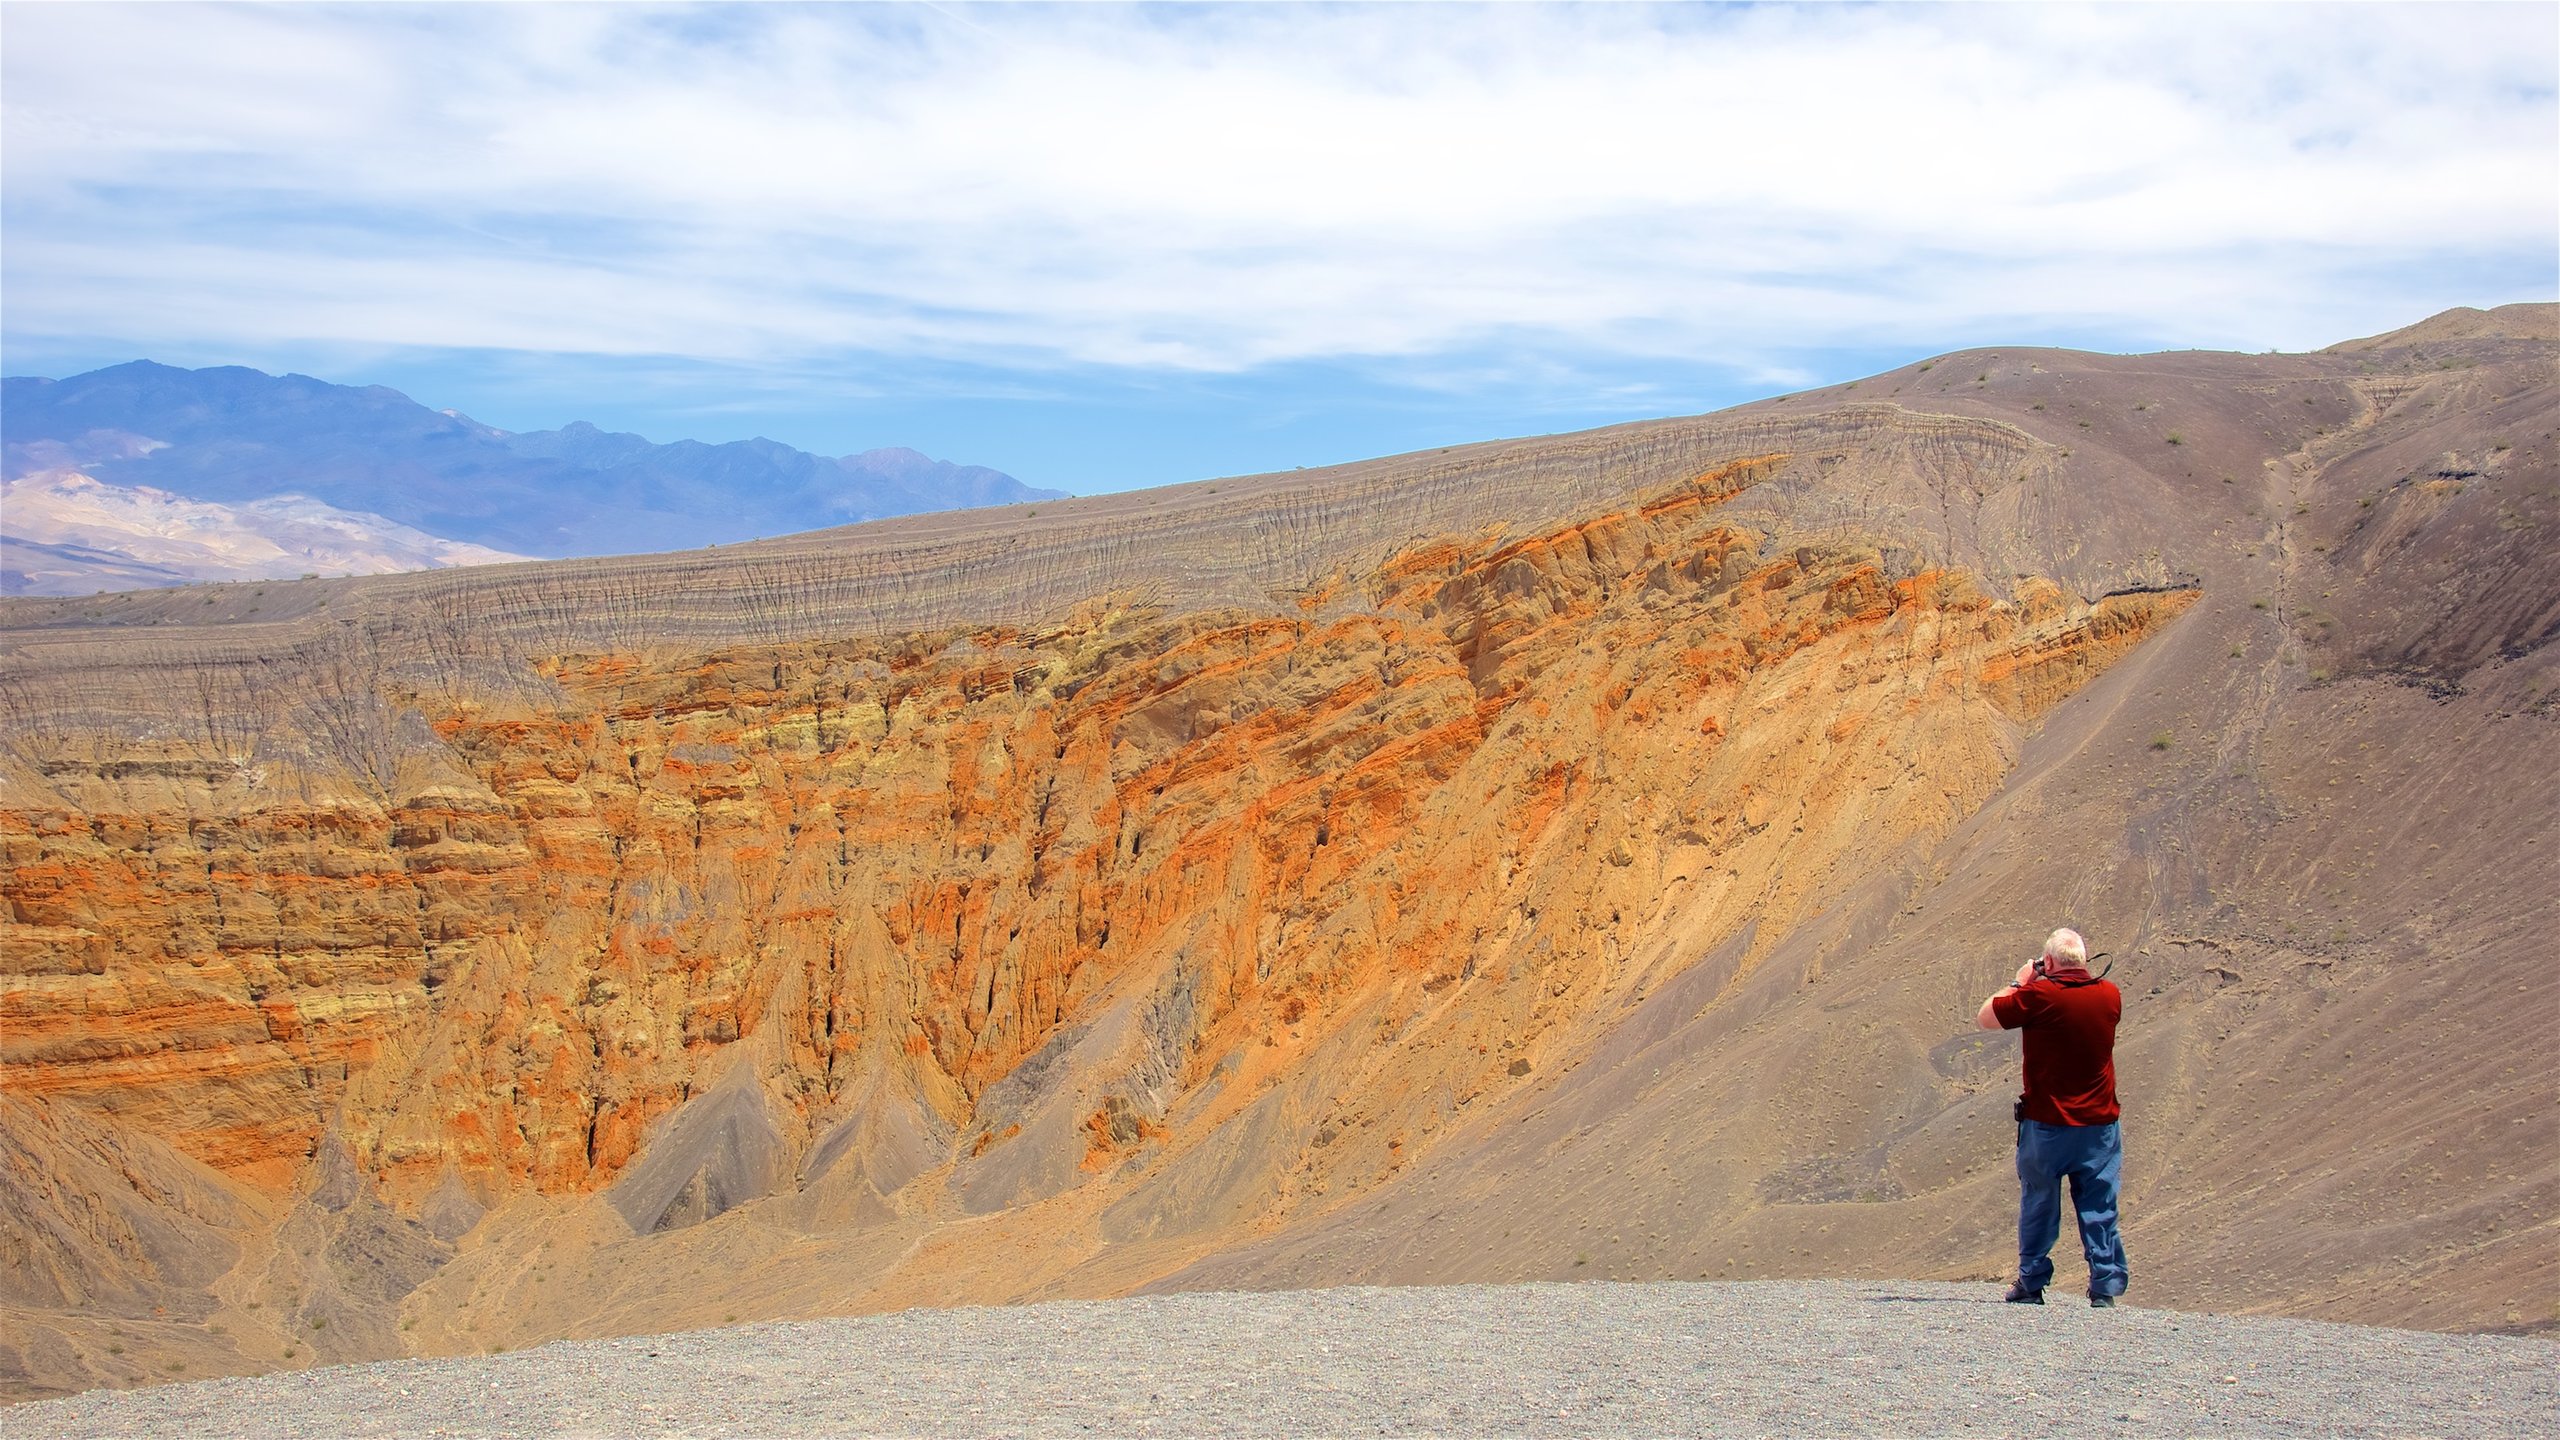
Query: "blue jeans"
2016 1119 2128 1296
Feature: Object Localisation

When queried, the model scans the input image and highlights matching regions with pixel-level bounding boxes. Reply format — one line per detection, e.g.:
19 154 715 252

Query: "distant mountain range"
0 361 1059 594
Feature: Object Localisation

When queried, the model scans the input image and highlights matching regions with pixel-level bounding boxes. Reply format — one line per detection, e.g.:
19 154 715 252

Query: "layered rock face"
3 312 2553 1397
3 452 2184 1213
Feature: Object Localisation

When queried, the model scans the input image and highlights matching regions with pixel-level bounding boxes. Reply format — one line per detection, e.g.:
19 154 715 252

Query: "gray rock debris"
14 1280 2556 1438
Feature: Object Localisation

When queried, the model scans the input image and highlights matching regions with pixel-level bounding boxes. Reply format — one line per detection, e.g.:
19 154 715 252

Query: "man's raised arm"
1977 961 2038 1030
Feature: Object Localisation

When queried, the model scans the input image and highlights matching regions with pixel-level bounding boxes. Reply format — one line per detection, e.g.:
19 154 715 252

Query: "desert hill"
0 471 536 597
2325 300 2558 353
1 308 2553 1399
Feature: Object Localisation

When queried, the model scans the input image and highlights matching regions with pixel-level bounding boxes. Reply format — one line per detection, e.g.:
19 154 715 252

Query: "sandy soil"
14 1281 2557 1438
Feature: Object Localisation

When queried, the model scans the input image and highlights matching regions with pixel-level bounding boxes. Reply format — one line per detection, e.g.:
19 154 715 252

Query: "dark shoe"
2088 1293 2116 1309
2004 1282 2045 1304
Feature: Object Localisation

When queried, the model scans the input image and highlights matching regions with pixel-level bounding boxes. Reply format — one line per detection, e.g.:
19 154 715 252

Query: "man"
1975 926 2128 1308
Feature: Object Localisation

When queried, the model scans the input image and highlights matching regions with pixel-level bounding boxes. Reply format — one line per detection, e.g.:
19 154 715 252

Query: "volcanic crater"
3 305 2554 1399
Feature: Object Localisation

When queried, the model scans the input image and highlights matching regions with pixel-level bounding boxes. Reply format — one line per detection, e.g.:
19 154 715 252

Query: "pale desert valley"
1 302 2552 1409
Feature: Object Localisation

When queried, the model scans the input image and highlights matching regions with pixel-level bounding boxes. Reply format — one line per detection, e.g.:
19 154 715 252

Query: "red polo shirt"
1992 975 2121 1126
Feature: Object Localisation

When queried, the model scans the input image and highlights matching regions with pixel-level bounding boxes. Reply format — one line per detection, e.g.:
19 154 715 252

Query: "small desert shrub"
2252 599 2270 610
2148 732 2174 751
2166 433 2183 445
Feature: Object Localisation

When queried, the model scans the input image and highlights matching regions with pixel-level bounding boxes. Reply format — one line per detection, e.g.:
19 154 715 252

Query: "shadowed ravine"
3 307 2555 1400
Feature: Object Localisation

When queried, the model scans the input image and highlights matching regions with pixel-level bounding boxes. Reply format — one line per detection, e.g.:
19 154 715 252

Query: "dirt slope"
1160 318 2560 1331
2326 301 2557 353
2 309 2553 1399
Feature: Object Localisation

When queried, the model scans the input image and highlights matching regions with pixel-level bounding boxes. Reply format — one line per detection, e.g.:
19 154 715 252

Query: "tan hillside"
2324 301 2557 353
2 310 2554 1399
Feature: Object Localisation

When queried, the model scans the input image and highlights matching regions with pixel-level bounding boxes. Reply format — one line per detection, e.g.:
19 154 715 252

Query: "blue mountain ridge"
1 361 1060 558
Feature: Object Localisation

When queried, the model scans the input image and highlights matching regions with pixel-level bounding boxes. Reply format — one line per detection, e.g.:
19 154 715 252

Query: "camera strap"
2051 952 2113 987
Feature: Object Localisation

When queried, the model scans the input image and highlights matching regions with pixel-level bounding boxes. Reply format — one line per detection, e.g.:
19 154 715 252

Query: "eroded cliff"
4 450 2186 1207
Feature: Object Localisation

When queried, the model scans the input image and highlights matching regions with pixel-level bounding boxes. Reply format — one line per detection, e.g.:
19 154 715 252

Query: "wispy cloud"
5 2 2554 387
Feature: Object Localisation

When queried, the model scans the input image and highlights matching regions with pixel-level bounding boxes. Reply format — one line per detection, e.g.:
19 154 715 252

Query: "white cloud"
4 2 2553 376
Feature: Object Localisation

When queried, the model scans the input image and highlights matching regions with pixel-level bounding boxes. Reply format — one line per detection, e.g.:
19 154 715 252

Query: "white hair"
2043 927 2088 970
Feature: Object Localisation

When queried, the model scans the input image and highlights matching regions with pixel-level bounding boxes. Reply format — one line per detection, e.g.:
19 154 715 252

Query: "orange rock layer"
0 458 2192 1213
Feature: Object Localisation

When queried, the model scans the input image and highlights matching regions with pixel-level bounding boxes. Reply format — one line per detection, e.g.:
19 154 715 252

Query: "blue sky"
5 2 2554 495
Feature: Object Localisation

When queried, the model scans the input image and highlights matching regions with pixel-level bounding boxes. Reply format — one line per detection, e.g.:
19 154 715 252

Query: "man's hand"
1978 959 2038 1029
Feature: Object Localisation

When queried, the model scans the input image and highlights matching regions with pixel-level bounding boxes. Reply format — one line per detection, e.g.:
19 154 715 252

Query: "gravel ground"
13 1281 2556 1438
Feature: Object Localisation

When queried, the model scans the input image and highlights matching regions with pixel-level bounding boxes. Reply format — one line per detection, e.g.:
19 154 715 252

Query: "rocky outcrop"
1 452 2191 1226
